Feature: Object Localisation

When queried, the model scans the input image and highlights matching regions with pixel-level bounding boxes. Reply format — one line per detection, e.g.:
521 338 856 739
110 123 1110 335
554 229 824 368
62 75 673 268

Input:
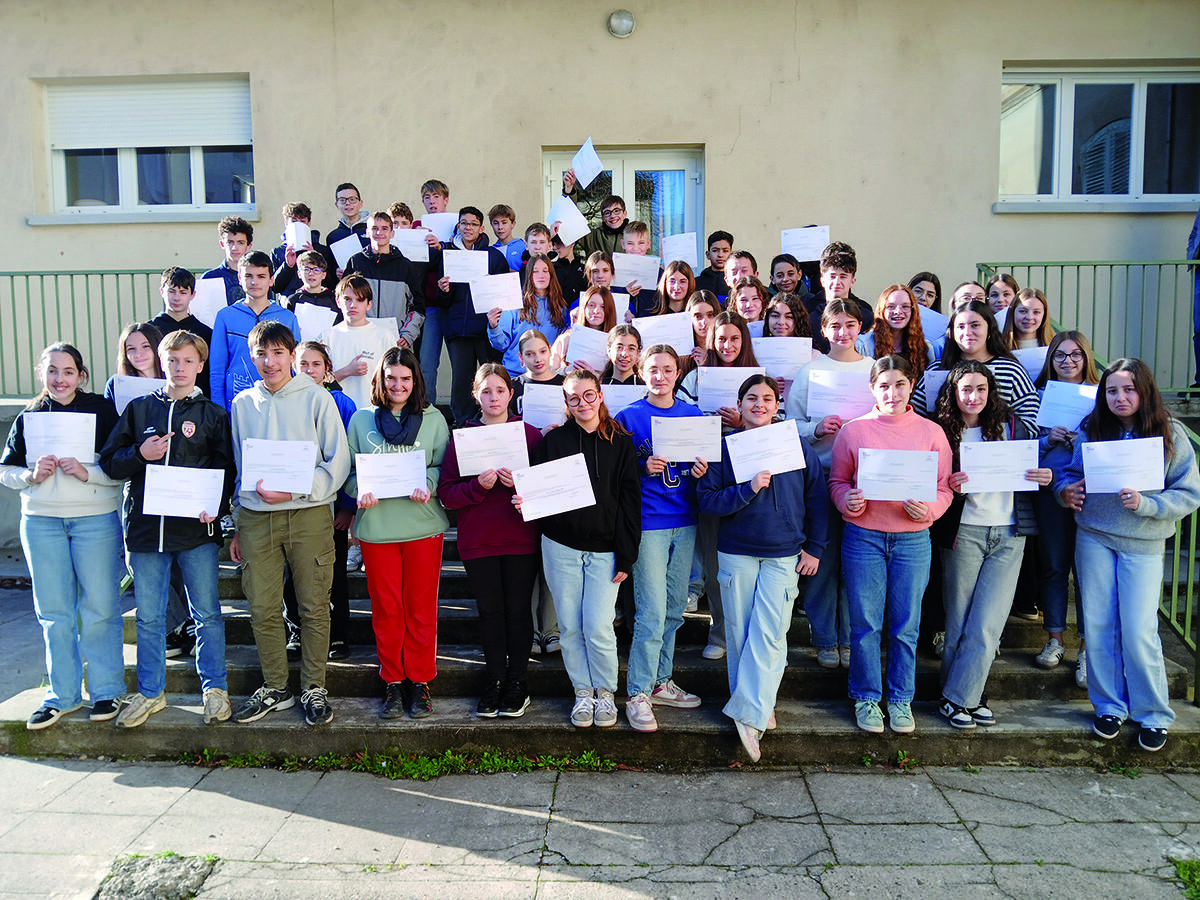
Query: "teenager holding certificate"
614 345 708 732
682 291 720 373
785 299 873 669
487 254 570 377
856 285 937 377
1056 359 1200 752
1 343 125 730
931 362 1051 730
698 374 827 761
829 355 953 734
517 370 641 729
549 286 619 375
650 261 696 315
1029 331 1100 681
439 363 543 718
601 325 644 385
347 347 450 720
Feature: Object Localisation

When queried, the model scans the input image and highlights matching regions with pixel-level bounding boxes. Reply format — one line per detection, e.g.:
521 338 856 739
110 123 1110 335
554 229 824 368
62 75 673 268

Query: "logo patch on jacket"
181 421 196 438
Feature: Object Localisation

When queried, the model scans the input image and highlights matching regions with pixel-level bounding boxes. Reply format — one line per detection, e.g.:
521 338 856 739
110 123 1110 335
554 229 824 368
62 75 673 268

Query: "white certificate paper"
631 312 694 356
470 271 523 313
612 253 661 290
566 326 610 370
329 233 365 269
726 419 807 483
443 249 489 283
285 221 311 250
600 383 646 416
1036 381 1098 430
857 448 939 502
571 137 605 189
780 225 831 261
355 450 427 500
1082 437 1165 494
293 302 338 342
697 366 766 413
922 369 950 413
111 375 167 415
452 420 530 476
512 453 597 521
807 368 875 421
547 195 591 246
752 337 813 381
521 382 568 430
190 278 228 329
142 465 224 519
920 307 949 343
959 439 1039 493
420 212 458 243
22 411 97 464
1012 347 1049 382
239 438 317 495
390 228 430 262
652 414 722 462
660 232 698 272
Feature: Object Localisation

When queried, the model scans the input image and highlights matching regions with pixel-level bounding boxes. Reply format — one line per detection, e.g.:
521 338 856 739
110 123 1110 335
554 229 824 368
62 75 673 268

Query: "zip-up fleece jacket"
344 247 427 346
435 236 510 339
0 391 122 518
99 389 235 552
210 299 300 410
230 373 351 520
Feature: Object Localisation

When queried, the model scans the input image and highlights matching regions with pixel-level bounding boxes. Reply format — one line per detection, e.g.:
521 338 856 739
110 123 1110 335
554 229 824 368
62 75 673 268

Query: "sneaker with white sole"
702 643 726 660
650 680 701 709
1035 638 1065 669
854 700 885 733
594 689 618 727
969 701 996 727
887 701 915 734
1075 650 1088 689
233 685 295 723
90 698 122 721
301 686 334 726
939 698 976 730
1138 727 1167 752
570 689 595 728
766 710 777 730
26 703 82 731
625 693 658 732
115 692 166 729
839 646 851 669
346 543 363 572
735 720 761 762
203 688 231 724
685 592 700 613
543 634 561 654
1092 714 1123 740
817 648 840 668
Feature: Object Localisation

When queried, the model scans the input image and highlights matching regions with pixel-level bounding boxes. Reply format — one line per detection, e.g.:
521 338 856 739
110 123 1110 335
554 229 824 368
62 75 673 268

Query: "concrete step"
3 688 1198 769
128 640 1187 702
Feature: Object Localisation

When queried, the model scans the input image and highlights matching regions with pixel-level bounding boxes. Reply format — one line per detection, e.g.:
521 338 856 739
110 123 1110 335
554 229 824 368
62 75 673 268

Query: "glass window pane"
1071 83 1132 194
136 146 192 205
999 84 1055 195
565 168 613 229
203 146 254 203
634 170 686 255
64 149 118 206
1144 83 1200 195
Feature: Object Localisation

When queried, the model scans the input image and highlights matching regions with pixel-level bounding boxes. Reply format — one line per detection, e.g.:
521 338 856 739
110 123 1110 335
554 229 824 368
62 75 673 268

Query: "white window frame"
996 66 1200 213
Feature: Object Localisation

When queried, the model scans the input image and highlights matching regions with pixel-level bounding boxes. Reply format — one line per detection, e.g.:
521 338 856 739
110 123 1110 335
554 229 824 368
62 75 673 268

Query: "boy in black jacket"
99 330 235 729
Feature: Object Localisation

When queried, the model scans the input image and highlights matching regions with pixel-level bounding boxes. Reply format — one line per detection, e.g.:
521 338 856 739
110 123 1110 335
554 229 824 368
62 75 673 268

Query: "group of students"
5 180 1198 763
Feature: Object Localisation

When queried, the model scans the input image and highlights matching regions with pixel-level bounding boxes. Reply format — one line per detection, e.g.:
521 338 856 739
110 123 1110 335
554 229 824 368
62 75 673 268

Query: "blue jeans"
805 506 849 650
628 525 696 697
1032 487 1084 636
842 523 929 704
541 536 620 693
719 552 799 732
1075 530 1174 728
21 512 126 708
129 543 227 696
419 306 447 405
940 525 1025 709
688 513 725 648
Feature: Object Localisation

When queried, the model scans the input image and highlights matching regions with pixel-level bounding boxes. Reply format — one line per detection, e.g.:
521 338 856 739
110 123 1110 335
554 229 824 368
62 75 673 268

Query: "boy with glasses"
327 183 370 273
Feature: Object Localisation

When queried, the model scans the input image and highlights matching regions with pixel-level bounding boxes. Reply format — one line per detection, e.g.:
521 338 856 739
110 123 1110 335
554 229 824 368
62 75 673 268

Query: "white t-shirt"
959 426 1017 527
325 320 397 410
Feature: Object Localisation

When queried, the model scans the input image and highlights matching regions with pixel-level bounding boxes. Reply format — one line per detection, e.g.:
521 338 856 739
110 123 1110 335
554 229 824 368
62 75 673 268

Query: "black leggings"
463 553 539 681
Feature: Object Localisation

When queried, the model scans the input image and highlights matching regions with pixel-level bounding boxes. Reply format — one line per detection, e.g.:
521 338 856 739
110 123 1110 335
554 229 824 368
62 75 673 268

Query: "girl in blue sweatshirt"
698 374 828 762
486 254 570 377
1056 358 1200 753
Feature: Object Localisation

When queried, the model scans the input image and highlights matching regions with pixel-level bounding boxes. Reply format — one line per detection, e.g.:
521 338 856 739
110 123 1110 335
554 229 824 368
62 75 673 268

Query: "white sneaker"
1075 650 1088 688
594 689 618 727
685 592 700 613
817 648 840 668
570 689 595 728
702 644 726 660
202 688 231 724
115 692 166 729
346 543 363 572
1036 638 1066 669
650 680 701 709
625 693 658 732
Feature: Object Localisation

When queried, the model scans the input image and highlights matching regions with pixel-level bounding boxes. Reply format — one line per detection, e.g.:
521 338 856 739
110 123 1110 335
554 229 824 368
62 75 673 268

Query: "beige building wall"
1 0 1197 384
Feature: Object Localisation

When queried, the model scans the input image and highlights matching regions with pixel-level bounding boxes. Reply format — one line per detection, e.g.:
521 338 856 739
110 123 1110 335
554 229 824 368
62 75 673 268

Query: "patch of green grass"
895 750 918 772
223 751 270 768
1172 857 1200 899
1107 764 1142 780
962 764 982 774
154 849 181 860
860 754 873 768
312 751 346 769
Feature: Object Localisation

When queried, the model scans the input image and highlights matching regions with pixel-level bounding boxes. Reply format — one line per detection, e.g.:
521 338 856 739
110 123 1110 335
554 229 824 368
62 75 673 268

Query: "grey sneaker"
233 685 295 723
301 686 333 726
931 632 945 659
817 648 840 668
887 701 915 734
570 689 595 728
202 688 231 724
1035 638 1065 669
1075 650 1088 688
594 689 618 727
854 700 885 734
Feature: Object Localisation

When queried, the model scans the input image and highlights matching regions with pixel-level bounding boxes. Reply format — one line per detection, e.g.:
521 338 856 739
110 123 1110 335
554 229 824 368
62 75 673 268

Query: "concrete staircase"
2 527 1198 767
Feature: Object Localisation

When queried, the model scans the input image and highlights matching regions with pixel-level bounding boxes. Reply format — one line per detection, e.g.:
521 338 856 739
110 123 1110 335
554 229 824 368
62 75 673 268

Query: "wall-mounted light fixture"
607 9 635 38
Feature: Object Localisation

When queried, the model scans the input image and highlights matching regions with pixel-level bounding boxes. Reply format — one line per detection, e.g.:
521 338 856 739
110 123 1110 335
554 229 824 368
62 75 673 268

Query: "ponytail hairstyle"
1034 329 1101 388
296 340 335 384
521 253 568 329
29 342 89 410
764 292 813 338
704 310 759 367
736 372 780 404
685 290 721 347
653 260 696 315
870 284 929 379
114 321 165 378
562 368 628 443
639 342 682 370
1002 287 1055 349
933 360 1011 465
472 361 514 394
517 328 550 356
1084 358 1174 458
869 353 915 386
601 324 642 382
821 297 866 329
942 300 1013 366
908 271 943 313
572 286 618 332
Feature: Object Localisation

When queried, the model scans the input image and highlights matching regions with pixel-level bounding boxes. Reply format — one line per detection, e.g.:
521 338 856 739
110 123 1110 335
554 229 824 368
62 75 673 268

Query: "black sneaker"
165 620 196 659
1092 714 1124 740
938 699 976 730
1138 727 1168 752
381 682 407 719
89 698 122 721
285 630 302 660
476 680 503 718
499 680 530 718
409 682 433 719
233 685 295 723
328 641 350 661
301 686 333 726
27 704 80 731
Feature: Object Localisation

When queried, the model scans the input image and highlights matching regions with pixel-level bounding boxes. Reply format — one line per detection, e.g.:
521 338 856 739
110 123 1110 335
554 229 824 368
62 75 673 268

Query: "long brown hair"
115 322 165 378
1002 287 1055 349
1085 358 1175 458
869 285 929 379
521 254 568 329
704 311 759 368
29 342 89 410
652 260 696 315
764 292 813 338
1034 330 1101 388
563 369 628 443
573 286 618 332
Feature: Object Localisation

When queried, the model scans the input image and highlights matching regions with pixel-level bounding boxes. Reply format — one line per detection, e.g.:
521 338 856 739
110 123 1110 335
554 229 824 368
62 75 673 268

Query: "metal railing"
976 260 1195 391
1166 424 1200 704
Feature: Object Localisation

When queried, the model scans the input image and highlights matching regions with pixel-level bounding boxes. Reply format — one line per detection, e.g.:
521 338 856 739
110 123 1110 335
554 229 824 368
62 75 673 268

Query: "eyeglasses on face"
1052 350 1084 363
565 389 599 407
